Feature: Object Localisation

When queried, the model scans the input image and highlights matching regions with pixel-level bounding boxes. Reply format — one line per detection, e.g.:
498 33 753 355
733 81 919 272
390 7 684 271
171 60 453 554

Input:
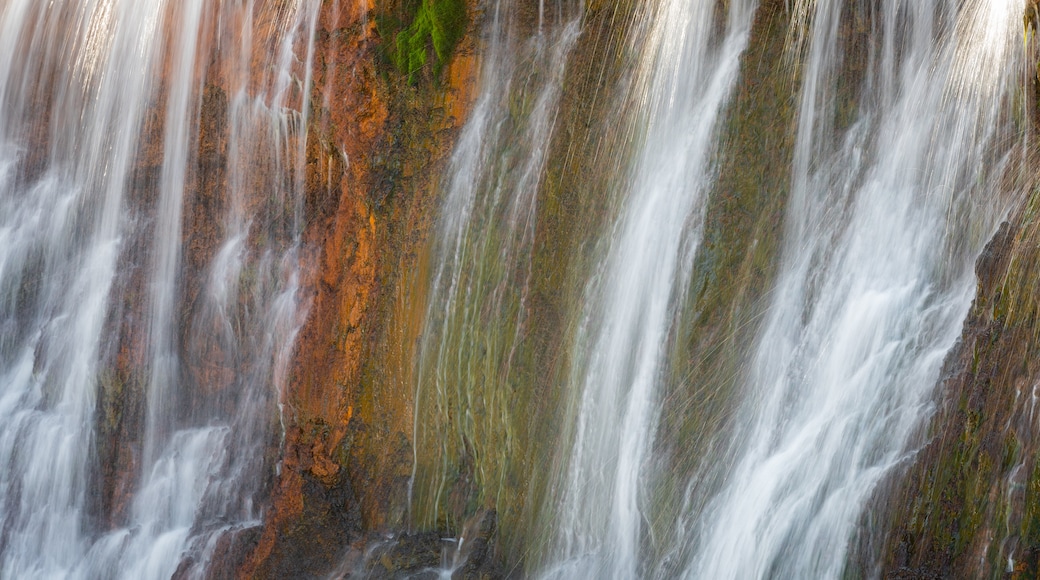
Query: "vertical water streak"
0 1 319 578
687 0 1022 577
539 0 757 577
114 2 321 578
142 0 206 477
409 0 581 533
0 1 169 577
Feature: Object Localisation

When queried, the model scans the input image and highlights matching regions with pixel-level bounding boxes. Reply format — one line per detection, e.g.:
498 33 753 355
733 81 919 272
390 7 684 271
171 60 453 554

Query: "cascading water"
683 0 1023 578
0 0 1033 576
0 2 167 575
0 1 317 578
410 0 581 539
537 0 758 577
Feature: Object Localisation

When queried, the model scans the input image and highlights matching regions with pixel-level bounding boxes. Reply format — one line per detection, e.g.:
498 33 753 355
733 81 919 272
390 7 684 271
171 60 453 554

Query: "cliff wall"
234 0 483 576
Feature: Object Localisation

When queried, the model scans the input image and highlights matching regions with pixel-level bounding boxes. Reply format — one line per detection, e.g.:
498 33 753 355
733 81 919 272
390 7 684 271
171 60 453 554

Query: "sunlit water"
685 0 1022 577
538 0 758 577
0 0 1030 578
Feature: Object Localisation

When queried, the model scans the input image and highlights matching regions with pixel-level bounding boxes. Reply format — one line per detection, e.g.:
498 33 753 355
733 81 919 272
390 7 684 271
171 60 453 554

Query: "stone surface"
237 0 482 576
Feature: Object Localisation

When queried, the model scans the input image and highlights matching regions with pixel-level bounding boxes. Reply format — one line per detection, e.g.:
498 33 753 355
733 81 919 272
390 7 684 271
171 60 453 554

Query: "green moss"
97 370 125 432
378 0 466 83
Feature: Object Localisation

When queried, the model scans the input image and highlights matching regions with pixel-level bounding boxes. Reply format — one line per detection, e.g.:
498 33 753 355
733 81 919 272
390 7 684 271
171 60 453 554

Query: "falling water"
537 0 757 577
0 2 167 575
0 0 1031 576
395 0 1025 572
0 1 317 578
685 0 1023 577
409 0 581 536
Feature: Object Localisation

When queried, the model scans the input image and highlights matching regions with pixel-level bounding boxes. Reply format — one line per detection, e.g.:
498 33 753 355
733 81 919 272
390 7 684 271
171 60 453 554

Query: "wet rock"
872 176 1040 577
333 510 505 579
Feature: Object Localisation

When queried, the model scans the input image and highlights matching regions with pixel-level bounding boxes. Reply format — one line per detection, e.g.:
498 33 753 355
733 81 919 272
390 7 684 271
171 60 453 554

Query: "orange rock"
236 0 484 574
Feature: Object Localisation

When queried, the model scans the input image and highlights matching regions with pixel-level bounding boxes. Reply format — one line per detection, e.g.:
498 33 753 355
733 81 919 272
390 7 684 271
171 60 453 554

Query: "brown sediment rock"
73 0 475 573
234 1 387 572
345 14 482 534
181 81 232 401
236 0 481 576
331 509 504 578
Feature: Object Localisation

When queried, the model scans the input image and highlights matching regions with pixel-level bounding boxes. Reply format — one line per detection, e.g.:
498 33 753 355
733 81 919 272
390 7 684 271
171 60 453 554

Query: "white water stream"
0 1 317 578
685 0 1022 578
539 0 758 577
0 0 1030 577
536 0 1025 577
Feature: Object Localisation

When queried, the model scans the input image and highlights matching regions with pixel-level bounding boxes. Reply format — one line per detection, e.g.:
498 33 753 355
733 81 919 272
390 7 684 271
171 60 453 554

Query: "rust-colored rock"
80 0 480 573
237 0 481 575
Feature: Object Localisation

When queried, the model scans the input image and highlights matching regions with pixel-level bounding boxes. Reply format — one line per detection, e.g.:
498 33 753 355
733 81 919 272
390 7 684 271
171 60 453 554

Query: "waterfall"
409 0 582 538
0 2 166 574
0 0 1032 576
685 0 1022 577
0 1 317 578
538 0 758 577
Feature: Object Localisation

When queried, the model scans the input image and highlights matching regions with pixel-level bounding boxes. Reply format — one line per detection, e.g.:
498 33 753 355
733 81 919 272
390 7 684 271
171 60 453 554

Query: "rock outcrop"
236 0 482 576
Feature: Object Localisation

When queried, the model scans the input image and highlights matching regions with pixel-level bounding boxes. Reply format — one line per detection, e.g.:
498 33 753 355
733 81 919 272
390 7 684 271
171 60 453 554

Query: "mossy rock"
378 0 467 83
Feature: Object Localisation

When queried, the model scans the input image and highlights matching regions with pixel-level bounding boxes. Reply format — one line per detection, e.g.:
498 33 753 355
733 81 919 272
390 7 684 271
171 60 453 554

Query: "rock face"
82 0 480 576
82 0 1040 577
233 0 482 577
247 1 1039 577
328 510 504 579
871 185 1040 579
866 50 1040 580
